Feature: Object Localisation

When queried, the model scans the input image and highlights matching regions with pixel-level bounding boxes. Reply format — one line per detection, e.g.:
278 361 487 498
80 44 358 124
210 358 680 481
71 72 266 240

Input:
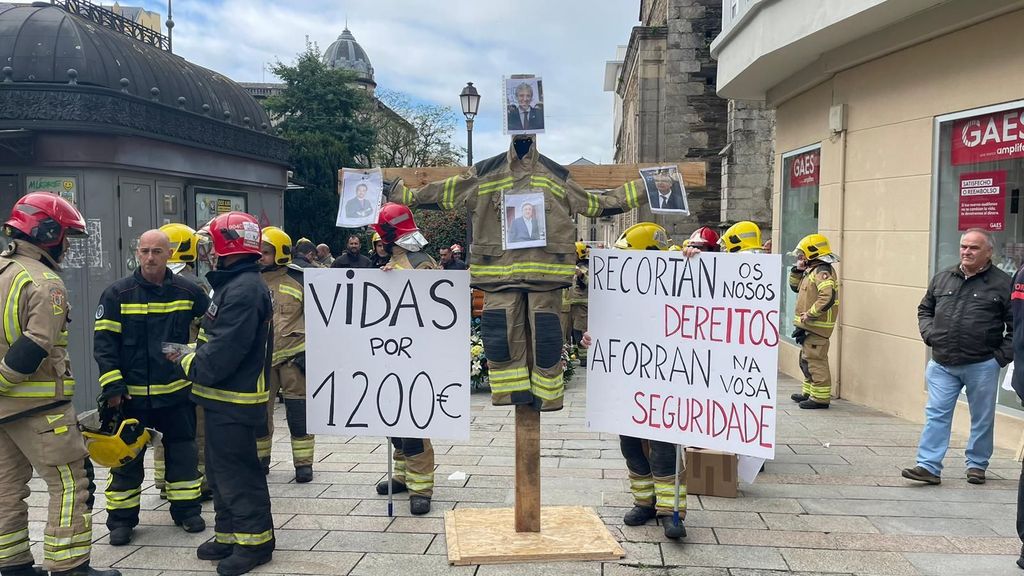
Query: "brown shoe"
901 465 941 485
966 468 986 484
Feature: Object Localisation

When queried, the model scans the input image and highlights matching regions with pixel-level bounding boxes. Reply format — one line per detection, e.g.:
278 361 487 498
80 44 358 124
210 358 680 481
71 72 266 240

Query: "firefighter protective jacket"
789 263 839 338
389 246 438 270
261 264 305 366
0 241 75 422
179 258 273 424
94 268 209 407
568 261 588 305
388 139 646 291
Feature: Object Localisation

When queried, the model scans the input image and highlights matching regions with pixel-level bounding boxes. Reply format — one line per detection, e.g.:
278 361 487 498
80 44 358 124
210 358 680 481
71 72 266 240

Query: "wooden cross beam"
382 162 707 190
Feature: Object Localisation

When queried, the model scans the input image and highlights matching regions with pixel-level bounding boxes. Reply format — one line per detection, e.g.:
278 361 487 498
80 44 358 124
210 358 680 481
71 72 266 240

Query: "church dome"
322 28 375 86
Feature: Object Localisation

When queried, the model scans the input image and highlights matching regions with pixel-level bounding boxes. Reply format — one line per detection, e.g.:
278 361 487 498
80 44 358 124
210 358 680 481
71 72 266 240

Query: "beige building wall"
772 9 1024 449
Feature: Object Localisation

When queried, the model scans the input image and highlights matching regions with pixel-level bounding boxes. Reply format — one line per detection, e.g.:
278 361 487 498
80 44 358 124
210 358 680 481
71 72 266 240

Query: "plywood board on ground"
377 161 706 190
444 505 624 566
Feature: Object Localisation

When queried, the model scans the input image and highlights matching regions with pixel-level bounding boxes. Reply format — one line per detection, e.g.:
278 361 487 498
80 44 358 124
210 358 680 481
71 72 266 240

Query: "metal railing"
50 0 169 51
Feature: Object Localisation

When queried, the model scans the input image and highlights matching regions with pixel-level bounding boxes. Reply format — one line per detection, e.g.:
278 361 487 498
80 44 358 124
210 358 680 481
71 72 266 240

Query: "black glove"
791 328 807 345
291 353 306 375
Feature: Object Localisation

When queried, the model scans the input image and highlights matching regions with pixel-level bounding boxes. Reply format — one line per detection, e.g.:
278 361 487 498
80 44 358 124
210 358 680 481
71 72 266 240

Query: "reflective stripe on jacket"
261 265 305 366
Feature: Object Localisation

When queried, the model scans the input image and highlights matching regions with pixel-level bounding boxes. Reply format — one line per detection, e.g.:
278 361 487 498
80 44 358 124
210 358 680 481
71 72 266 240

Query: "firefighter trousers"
257 362 314 468
799 333 832 404
154 405 207 494
205 408 275 555
106 401 202 528
0 402 94 572
389 437 434 498
620 435 686 518
481 289 565 411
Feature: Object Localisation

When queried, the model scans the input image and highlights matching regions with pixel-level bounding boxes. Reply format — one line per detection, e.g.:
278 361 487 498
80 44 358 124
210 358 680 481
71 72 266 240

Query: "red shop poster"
789 149 819 188
958 170 1006 231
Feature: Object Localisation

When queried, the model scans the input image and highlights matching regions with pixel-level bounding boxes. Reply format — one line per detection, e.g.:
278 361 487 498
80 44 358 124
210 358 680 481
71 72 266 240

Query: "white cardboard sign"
304 268 471 439
585 249 781 459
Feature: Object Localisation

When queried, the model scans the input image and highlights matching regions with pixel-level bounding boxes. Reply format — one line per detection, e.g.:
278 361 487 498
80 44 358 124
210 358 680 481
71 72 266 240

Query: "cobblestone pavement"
22 372 1024 575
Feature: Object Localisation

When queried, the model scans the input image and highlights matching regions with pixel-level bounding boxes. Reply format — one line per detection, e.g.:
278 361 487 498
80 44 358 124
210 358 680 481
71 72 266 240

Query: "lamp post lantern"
459 82 480 248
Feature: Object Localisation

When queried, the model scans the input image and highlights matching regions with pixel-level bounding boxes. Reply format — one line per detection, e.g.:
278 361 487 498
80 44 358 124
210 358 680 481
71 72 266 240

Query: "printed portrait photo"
502 191 547 250
337 168 383 228
641 165 689 214
504 76 545 135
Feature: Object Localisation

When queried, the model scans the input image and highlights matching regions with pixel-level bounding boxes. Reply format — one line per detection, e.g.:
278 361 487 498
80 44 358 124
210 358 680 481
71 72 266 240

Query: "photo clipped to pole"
585 249 781 460
503 75 545 135
640 165 689 215
337 168 383 228
304 268 471 440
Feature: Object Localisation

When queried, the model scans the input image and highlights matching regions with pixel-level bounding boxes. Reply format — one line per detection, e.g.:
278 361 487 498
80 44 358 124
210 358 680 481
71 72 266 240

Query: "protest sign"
304 268 471 439
585 249 781 459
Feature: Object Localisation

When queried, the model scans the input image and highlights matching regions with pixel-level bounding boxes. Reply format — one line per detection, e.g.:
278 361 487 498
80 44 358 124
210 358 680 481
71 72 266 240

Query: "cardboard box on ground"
686 448 738 498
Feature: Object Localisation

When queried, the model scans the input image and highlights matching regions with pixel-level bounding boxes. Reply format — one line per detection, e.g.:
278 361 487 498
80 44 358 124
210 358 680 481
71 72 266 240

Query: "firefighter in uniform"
94 229 209 545
371 204 438 515
170 212 275 576
568 242 589 367
256 226 314 483
789 234 840 409
586 223 688 540
151 223 211 500
0 192 120 576
387 136 646 411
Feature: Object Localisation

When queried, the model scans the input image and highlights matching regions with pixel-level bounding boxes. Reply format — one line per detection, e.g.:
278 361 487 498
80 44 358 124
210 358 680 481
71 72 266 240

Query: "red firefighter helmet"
4 192 87 248
208 211 261 257
372 203 419 245
687 226 720 252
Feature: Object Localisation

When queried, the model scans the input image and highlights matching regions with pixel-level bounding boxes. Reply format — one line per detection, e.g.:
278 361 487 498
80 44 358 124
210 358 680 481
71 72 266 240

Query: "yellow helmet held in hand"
160 223 198 264
79 410 152 468
719 221 763 253
668 244 683 251
261 226 292 265
793 233 838 262
614 222 671 251
575 241 590 260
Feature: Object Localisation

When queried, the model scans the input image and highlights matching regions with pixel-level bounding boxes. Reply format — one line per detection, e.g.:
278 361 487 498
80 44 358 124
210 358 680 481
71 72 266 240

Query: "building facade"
0 2 288 409
604 0 774 244
713 0 1024 448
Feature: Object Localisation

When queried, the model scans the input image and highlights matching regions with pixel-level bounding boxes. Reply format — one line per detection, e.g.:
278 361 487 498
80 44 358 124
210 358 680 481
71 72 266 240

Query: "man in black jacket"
903 228 1012 486
170 212 274 576
1010 265 1024 569
95 229 209 545
330 235 372 269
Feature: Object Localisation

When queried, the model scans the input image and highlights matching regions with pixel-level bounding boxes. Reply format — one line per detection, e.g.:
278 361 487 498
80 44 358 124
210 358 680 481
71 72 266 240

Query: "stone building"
600 0 774 243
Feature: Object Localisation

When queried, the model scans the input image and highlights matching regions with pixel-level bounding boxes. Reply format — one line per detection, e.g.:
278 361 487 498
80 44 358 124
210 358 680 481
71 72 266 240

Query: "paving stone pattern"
24 373 1024 575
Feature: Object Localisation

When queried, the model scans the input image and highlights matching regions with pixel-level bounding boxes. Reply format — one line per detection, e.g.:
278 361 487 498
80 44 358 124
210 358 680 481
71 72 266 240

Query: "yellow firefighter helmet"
575 241 590 260
159 223 198 264
614 222 671 251
79 411 152 468
261 226 292 265
792 233 838 262
719 221 763 253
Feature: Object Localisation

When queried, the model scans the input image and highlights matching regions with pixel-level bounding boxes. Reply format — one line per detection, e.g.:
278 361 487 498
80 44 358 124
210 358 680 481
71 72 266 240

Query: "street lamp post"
459 82 480 248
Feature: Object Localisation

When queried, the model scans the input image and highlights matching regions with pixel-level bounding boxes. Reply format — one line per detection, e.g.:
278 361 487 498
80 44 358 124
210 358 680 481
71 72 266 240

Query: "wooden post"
514 405 541 532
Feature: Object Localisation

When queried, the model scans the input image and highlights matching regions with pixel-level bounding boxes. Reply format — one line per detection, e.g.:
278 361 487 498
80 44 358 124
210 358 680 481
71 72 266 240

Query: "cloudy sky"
106 0 639 165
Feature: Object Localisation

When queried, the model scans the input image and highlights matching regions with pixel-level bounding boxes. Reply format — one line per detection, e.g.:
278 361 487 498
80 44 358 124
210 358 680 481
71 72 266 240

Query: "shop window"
935 102 1024 411
780 145 821 345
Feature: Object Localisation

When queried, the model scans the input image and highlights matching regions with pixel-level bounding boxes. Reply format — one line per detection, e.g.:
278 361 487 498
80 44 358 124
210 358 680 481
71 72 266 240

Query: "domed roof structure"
0 3 270 127
322 28 375 88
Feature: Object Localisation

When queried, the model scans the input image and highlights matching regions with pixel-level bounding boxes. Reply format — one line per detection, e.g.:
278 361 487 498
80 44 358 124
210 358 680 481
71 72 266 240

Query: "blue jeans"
916 358 1000 476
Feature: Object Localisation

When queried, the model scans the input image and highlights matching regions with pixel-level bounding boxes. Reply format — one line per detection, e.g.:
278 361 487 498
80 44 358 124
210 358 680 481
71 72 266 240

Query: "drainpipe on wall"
830 103 847 399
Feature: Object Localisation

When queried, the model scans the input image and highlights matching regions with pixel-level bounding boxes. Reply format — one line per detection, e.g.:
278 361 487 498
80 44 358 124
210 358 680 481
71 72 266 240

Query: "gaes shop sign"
788 149 819 188
952 107 1024 165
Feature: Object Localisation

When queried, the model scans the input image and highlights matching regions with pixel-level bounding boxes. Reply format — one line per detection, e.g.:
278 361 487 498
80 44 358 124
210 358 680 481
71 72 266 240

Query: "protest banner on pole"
304 268 471 440
585 249 781 460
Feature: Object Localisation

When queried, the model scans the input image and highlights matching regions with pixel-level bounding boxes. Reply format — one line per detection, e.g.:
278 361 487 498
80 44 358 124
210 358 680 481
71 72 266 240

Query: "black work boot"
0 563 46 576
410 495 431 515
107 526 132 546
790 392 809 403
216 549 272 576
623 505 657 526
197 541 234 561
375 478 407 495
175 515 206 533
798 399 829 409
660 516 686 539
50 563 121 576
295 465 313 484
